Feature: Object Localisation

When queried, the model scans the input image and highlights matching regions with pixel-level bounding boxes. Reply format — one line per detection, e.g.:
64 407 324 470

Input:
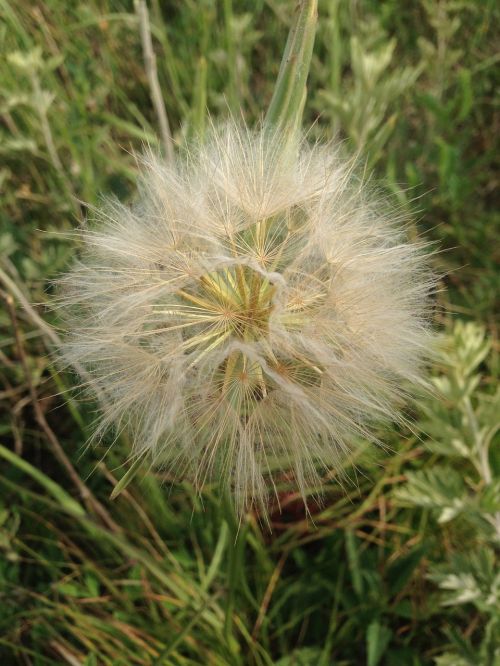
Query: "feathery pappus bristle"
57 123 436 516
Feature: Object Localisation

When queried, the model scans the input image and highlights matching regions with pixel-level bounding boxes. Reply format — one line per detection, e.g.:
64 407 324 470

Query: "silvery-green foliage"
418 0 465 100
397 322 500 537
316 16 421 166
396 321 500 664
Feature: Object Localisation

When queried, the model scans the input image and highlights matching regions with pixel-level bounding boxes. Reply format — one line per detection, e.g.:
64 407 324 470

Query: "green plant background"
0 1 498 664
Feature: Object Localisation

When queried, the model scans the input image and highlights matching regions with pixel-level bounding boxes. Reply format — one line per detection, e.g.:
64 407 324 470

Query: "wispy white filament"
57 124 435 514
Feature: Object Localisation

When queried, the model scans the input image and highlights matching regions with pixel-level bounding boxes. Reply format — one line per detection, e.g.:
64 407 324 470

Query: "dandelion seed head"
57 124 435 515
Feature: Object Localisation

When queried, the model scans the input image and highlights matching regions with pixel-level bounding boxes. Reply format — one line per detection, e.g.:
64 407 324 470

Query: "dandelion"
57 124 434 515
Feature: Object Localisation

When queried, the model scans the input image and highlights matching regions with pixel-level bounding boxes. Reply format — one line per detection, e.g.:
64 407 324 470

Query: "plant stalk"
264 0 318 136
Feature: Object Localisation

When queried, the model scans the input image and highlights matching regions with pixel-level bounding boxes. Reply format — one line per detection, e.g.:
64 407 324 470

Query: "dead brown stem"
2 290 120 533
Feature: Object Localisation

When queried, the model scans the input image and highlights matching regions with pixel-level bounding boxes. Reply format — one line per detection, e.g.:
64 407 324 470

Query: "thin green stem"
221 489 248 661
192 56 207 137
264 0 318 136
463 395 500 538
223 0 238 113
327 0 341 136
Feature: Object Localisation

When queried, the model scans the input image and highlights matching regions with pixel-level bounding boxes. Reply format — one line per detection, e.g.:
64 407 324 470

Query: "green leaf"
56 583 82 597
386 545 427 595
345 529 363 597
0 443 85 517
274 648 323 666
395 467 466 523
366 620 392 666
457 68 473 121
434 654 472 666
110 454 148 500
429 549 500 612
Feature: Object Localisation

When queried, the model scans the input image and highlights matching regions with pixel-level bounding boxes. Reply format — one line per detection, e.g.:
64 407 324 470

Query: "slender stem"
31 73 63 173
29 71 80 217
0 265 60 347
2 290 120 533
464 395 500 538
221 489 247 661
223 0 238 113
327 0 341 136
135 0 175 162
192 56 207 137
264 0 318 136
0 264 110 409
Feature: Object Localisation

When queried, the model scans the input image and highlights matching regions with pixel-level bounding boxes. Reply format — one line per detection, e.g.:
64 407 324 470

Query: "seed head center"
197 265 274 341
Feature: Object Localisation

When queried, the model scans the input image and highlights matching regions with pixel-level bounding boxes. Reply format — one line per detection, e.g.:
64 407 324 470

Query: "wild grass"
0 1 498 664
